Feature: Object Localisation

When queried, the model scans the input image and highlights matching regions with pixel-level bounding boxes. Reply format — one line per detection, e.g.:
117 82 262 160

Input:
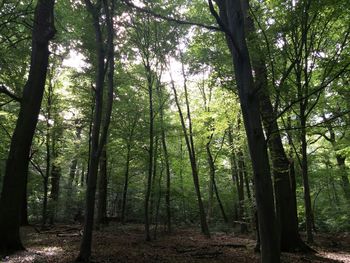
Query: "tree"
208 0 280 261
0 0 56 254
76 0 115 260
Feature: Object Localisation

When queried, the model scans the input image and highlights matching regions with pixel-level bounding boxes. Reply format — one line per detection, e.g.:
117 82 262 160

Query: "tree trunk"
20 175 29 226
253 46 306 251
300 114 314 243
156 83 172 233
210 1 279 261
150 137 159 224
227 126 246 230
336 156 350 201
49 161 61 225
206 141 215 222
0 0 56 250
121 144 131 224
213 178 228 223
76 0 114 261
206 137 228 223
97 147 108 226
237 150 247 233
144 60 154 241
170 60 210 237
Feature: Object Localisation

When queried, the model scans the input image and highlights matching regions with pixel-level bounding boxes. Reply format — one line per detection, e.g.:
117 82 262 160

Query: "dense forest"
0 0 349 262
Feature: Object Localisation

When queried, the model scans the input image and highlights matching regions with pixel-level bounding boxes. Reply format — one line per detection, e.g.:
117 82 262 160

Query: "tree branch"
0 84 21 102
121 0 222 32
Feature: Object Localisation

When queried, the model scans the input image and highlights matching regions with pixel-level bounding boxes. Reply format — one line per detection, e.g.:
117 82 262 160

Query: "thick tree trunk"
0 0 56 253
20 175 29 226
210 0 279 261
254 51 306 250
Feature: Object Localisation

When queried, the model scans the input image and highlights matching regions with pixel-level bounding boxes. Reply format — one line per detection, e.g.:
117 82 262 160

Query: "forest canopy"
0 0 349 262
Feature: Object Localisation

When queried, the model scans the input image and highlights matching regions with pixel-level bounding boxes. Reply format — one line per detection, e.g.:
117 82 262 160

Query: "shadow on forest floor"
1 223 350 262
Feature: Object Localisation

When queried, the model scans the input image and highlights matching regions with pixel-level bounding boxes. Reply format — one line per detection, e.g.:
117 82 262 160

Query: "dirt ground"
1 224 350 262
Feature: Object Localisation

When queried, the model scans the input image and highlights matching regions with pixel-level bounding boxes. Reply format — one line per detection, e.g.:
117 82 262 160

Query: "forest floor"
1 223 350 263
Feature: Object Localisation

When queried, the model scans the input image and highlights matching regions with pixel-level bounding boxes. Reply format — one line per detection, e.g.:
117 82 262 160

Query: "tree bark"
76 0 114 260
209 0 279 261
96 147 108 226
121 144 131 224
0 0 55 253
49 160 61 225
144 60 154 241
252 41 306 250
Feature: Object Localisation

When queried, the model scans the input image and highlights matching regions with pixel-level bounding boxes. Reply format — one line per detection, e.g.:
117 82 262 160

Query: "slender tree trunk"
66 126 82 215
179 139 187 222
144 60 154 241
42 176 49 227
237 150 247 233
336 156 350 201
156 83 172 233
326 124 350 201
170 61 210 237
227 126 246 230
77 0 114 260
300 116 314 243
121 144 131 224
213 178 228 223
206 137 228 223
206 141 214 222
97 147 108 226
49 161 61 225
150 137 159 224
153 160 163 240
210 1 279 261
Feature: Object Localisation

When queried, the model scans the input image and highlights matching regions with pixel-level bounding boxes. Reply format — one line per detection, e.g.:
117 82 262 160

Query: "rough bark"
0 0 55 254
